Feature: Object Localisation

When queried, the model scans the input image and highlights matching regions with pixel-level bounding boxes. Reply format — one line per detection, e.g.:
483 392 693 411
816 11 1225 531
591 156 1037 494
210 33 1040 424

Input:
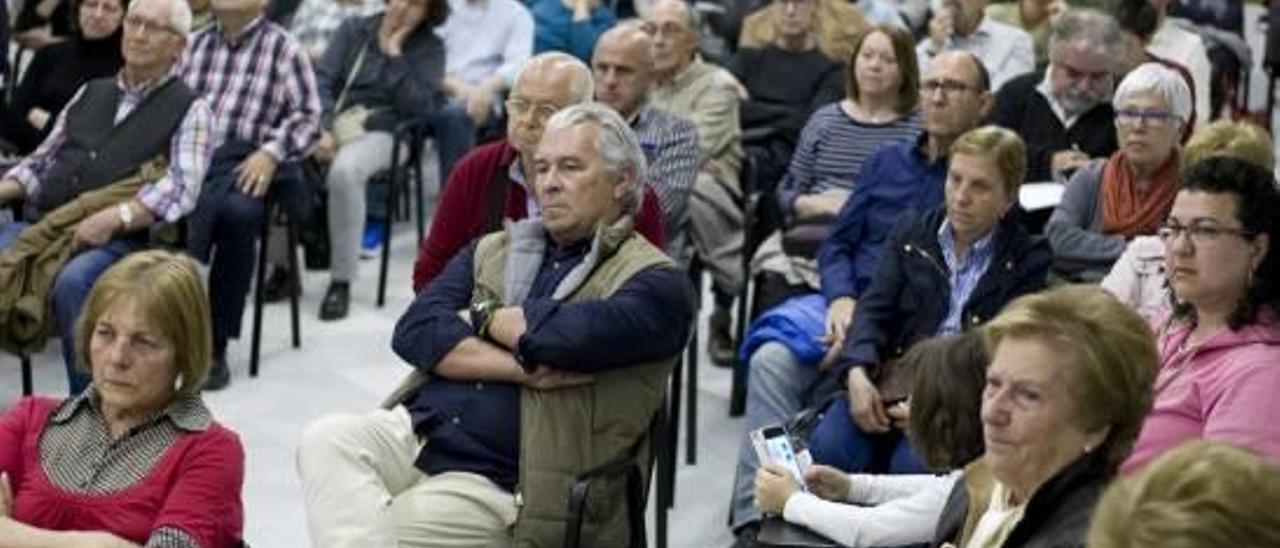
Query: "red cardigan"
0 397 245 547
411 140 668 292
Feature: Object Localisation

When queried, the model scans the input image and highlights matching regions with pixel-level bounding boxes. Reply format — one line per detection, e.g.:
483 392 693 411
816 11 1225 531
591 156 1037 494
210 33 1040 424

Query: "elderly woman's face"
982 336 1106 500
90 297 179 415
1115 91 1180 173
79 0 126 40
1162 190 1268 311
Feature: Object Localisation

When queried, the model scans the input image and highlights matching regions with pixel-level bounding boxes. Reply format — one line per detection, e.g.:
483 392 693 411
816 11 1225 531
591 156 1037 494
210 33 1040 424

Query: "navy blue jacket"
835 205 1052 381
818 135 950 301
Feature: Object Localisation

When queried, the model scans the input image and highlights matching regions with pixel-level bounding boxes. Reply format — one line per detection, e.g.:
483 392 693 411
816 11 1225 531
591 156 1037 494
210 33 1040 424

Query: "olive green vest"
383 216 677 547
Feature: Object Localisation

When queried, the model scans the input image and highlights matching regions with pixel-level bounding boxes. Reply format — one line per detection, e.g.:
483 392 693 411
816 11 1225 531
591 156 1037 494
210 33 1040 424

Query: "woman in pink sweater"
0 250 244 547
1123 157 1280 473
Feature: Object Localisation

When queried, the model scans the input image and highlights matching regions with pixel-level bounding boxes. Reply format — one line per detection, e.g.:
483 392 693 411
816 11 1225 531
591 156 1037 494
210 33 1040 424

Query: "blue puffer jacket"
834 205 1052 382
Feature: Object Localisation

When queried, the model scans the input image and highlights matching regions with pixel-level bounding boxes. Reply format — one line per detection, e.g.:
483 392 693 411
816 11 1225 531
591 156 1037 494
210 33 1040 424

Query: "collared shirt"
632 106 699 240
392 231 692 491
181 17 323 162
1034 69 1088 130
3 71 214 222
916 16 1035 91
936 219 996 335
437 0 533 87
39 389 213 547
507 155 538 215
289 0 383 59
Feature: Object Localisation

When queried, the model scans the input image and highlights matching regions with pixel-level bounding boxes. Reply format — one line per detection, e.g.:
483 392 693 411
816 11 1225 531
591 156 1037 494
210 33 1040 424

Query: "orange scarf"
1101 150 1181 238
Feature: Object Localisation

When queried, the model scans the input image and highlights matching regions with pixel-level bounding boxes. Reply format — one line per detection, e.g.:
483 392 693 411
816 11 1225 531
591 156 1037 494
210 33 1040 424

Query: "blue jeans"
428 99 476 186
806 396 928 475
0 222 142 394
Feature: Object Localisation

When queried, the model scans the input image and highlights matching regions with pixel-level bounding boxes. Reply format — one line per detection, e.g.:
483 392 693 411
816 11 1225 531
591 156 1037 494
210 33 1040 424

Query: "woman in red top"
0 250 245 547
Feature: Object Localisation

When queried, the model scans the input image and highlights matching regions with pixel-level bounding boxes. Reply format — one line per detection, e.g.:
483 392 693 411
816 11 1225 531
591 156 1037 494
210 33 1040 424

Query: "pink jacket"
1123 307 1280 473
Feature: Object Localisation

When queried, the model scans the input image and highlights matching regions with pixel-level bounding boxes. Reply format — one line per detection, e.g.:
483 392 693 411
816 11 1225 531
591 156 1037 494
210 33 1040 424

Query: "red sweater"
412 140 667 292
0 397 245 547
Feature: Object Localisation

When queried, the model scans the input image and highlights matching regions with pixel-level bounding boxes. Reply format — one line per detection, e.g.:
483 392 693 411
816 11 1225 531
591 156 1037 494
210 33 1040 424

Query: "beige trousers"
297 406 518 548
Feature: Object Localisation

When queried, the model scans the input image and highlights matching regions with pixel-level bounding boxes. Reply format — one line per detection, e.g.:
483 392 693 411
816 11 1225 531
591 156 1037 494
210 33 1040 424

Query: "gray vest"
34 76 197 214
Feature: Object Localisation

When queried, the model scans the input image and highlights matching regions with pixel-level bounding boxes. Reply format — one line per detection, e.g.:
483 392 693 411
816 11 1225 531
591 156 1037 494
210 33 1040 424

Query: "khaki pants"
297 406 518 548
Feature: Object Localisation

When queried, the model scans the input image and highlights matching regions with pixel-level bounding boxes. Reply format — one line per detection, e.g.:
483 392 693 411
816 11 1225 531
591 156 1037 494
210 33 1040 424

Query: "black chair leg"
685 314 698 465
378 141 403 308
249 208 272 378
653 394 673 548
414 146 426 246
21 354 33 395
286 217 302 349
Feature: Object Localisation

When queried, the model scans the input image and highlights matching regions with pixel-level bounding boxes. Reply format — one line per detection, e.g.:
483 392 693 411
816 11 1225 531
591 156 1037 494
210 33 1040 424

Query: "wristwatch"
469 300 499 340
116 202 134 230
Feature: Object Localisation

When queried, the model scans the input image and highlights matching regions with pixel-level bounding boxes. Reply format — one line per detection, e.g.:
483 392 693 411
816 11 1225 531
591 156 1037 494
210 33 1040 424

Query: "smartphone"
750 425 809 491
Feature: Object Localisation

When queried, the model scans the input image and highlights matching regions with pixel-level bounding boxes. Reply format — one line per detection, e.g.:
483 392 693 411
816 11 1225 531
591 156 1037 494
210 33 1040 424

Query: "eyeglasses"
123 14 180 37
505 99 560 123
921 79 978 98
1157 222 1254 247
1115 109 1179 128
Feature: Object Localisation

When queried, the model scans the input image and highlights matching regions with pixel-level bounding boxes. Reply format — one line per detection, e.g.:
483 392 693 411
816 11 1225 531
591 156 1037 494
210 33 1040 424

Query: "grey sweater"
1043 163 1126 280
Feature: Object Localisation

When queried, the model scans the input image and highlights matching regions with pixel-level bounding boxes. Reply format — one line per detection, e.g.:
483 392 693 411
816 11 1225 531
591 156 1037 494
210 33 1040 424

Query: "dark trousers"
187 140 305 357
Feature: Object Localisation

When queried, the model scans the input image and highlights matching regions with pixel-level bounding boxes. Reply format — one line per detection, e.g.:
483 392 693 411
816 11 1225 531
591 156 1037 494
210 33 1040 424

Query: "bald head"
508 52 595 154
593 23 656 118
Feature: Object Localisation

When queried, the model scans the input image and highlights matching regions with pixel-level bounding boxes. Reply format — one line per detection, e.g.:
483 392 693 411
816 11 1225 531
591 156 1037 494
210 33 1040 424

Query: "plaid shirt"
181 17 322 162
3 71 213 222
632 106 699 239
937 219 996 335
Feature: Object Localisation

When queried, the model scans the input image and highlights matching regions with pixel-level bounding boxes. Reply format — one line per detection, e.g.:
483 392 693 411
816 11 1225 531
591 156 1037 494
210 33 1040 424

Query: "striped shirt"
937 219 996 335
777 102 922 219
633 106 699 241
3 71 213 222
180 17 322 162
39 389 213 547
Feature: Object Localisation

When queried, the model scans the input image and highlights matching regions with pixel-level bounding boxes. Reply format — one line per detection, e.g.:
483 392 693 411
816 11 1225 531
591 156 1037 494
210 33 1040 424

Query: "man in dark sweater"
992 9 1123 183
0 0 212 392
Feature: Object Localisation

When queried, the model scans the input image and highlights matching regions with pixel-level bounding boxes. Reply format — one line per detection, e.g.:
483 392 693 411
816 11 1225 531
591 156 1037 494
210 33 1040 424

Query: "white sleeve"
847 471 962 505
782 472 960 547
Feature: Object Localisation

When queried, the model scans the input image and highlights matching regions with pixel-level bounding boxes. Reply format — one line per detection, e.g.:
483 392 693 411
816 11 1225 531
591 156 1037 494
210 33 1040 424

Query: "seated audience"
297 104 692 547
917 0 1034 91
728 0 843 193
738 0 876 63
729 57 994 529
289 0 383 59
1090 440 1280 548
1 0 126 155
434 0 533 185
1122 157 1280 472
751 332 989 547
0 250 245 546
1146 0 1211 130
181 0 323 390
1103 120 1272 320
302 0 447 321
1044 62 1188 281
815 126 1050 475
934 284 1158 547
528 0 614 63
984 0 1066 66
591 23 699 262
646 0 745 363
410 52 666 291
0 0 212 393
752 24 922 311
992 8 1121 183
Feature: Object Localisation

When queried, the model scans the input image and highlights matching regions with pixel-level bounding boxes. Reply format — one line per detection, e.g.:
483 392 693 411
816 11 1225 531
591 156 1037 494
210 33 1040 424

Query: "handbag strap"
333 37 372 115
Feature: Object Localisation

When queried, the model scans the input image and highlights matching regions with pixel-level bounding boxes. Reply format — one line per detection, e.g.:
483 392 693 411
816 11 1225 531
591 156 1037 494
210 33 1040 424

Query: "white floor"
1 175 741 548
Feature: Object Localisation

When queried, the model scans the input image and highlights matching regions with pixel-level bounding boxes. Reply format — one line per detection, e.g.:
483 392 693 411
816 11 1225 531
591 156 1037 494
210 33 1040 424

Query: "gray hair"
543 103 648 214
130 0 193 36
1113 62 1193 127
1048 9 1125 64
514 52 595 104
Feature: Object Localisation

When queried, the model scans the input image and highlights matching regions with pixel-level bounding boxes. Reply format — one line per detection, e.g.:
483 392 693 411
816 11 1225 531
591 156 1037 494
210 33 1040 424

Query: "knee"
222 193 266 228
749 342 799 387
298 413 363 471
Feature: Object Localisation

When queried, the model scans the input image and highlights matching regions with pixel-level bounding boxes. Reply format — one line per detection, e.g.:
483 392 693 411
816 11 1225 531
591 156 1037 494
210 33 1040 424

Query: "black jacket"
992 70 1117 183
835 205 1051 381
932 450 1112 548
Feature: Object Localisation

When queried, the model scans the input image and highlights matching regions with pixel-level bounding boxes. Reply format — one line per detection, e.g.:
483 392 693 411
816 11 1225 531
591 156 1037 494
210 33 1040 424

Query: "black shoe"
319 281 350 321
262 266 298 303
204 356 231 391
709 305 736 367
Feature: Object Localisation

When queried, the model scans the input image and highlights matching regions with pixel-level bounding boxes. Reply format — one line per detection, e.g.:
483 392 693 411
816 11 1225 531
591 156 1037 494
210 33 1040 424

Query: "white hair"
1113 63 1193 127
514 52 595 104
543 103 648 214
129 0 193 36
